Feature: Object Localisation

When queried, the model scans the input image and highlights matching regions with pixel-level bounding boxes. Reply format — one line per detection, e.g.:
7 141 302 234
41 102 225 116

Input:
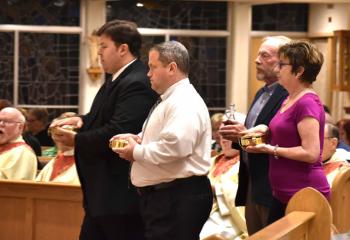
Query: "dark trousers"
245 181 270 235
79 212 145 240
138 176 213 240
267 197 287 225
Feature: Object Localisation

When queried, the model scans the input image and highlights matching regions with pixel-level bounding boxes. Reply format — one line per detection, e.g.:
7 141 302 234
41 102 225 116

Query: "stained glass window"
171 36 226 108
0 0 80 26
140 36 166 65
18 33 79 106
0 32 14 102
252 4 308 31
107 1 228 112
107 1 227 30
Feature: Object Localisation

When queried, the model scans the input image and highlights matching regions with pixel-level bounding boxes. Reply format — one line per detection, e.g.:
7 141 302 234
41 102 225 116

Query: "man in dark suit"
219 36 290 235
51 20 157 240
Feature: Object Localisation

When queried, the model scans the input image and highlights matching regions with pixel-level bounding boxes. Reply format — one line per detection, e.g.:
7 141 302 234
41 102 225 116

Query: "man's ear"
168 62 177 75
119 43 129 56
331 137 338 149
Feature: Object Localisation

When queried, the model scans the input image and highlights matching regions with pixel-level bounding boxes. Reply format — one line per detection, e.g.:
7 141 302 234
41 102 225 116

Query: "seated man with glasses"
322 122 350 186
0 107 37 180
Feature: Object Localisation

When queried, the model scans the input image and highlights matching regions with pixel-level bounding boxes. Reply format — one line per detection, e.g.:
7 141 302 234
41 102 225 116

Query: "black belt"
136 175 206 196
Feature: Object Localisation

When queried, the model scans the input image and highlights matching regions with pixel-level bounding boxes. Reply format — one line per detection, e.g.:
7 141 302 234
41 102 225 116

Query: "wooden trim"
0 180 83 240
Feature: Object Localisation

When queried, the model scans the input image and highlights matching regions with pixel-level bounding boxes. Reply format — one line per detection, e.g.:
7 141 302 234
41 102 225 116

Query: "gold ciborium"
239 133 266 148
109 139 128 149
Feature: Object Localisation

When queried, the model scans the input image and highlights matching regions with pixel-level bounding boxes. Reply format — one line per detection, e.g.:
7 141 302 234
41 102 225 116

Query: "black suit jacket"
235 84 288 207
75 60 158 217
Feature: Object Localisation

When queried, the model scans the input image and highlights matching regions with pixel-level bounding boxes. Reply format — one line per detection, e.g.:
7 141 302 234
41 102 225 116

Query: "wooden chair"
248 187 332 240
330 167 350 233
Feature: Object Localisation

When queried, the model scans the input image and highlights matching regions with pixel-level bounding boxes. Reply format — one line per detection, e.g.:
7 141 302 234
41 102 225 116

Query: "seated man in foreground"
322 122 350 186
0 107 37 180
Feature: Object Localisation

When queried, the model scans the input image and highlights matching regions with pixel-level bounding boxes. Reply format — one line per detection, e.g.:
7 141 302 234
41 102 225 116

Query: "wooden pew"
330 167 350 233
0 179 83 240
248 187 332 240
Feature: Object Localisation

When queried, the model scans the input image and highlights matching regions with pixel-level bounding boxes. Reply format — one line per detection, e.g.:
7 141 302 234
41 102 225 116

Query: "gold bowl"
239 133 266 148
109 139 128 149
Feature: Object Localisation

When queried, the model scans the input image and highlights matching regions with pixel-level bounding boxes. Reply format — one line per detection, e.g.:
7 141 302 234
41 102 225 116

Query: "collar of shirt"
111 59 137 82
161 78 189 101
62 149 74 156
263 81 279 94
9 136 25 144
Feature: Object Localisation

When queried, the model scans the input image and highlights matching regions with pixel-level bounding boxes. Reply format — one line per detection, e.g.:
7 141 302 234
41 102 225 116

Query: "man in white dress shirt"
112 40 213 240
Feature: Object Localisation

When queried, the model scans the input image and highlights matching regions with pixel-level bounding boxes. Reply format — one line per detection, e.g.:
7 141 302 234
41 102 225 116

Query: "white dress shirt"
131 78 212 187
111 59 136 81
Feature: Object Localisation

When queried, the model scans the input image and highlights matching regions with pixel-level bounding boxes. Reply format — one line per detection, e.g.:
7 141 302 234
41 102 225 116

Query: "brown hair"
278 40 323 84
97 19 142 58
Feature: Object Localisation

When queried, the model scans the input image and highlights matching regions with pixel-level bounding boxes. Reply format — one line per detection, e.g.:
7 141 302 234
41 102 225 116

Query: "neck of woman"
287 84 312 101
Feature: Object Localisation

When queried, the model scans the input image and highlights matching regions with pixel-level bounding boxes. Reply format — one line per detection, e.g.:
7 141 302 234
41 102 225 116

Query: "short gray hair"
150 41 190 75
262 36 291 49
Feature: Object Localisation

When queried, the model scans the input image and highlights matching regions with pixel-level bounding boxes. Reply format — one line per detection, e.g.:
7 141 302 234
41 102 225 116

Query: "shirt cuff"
133 144 144 162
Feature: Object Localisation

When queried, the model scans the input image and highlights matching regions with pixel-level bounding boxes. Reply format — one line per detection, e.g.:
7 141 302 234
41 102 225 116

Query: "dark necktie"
142 97 162 141
128 97 162 188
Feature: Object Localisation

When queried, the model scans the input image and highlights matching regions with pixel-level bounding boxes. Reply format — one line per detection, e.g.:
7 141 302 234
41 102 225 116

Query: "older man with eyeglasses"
0 107 37 180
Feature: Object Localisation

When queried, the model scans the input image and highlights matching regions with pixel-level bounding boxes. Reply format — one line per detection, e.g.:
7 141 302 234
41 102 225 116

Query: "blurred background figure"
0 107 37 180
323 105 334 124
211 113 224 156
322 123 350 186
0 99 12 110
36 113 79 184
200 135 247 240
337 119 350 150
26 108 54 147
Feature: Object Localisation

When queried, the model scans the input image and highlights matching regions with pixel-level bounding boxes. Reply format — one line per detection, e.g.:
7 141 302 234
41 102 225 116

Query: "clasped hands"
49 116 82 147
219 121 274 154
109 134 141 162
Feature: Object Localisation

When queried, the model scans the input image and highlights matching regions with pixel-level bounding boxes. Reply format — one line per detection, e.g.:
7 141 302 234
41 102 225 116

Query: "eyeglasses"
0 120 23 126
278 62 292 69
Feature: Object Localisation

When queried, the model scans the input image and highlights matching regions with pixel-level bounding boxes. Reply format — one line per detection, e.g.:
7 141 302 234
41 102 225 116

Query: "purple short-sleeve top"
268 93 330 203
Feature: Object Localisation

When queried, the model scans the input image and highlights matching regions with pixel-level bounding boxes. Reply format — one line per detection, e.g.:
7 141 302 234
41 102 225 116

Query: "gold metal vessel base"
239 133 265 147
109 139 128 149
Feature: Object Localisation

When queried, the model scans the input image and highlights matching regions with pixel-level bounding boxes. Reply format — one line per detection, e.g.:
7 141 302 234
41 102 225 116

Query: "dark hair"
97 19 142 57
325 123 339 139
0 99 12 111
28 108 49 124
278 40 323 84
150 41 190 75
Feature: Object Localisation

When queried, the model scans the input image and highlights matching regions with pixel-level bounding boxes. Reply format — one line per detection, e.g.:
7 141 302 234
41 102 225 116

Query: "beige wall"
79 0 106 114
309 3 350 36
309 3 350 121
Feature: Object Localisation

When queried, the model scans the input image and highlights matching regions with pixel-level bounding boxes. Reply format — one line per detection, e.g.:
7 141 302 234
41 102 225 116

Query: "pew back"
249 187 332 240
330 167 350 233
0 180 83 240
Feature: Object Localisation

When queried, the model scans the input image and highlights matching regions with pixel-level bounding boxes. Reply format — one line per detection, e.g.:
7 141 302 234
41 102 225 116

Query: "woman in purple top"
244 41 330 224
